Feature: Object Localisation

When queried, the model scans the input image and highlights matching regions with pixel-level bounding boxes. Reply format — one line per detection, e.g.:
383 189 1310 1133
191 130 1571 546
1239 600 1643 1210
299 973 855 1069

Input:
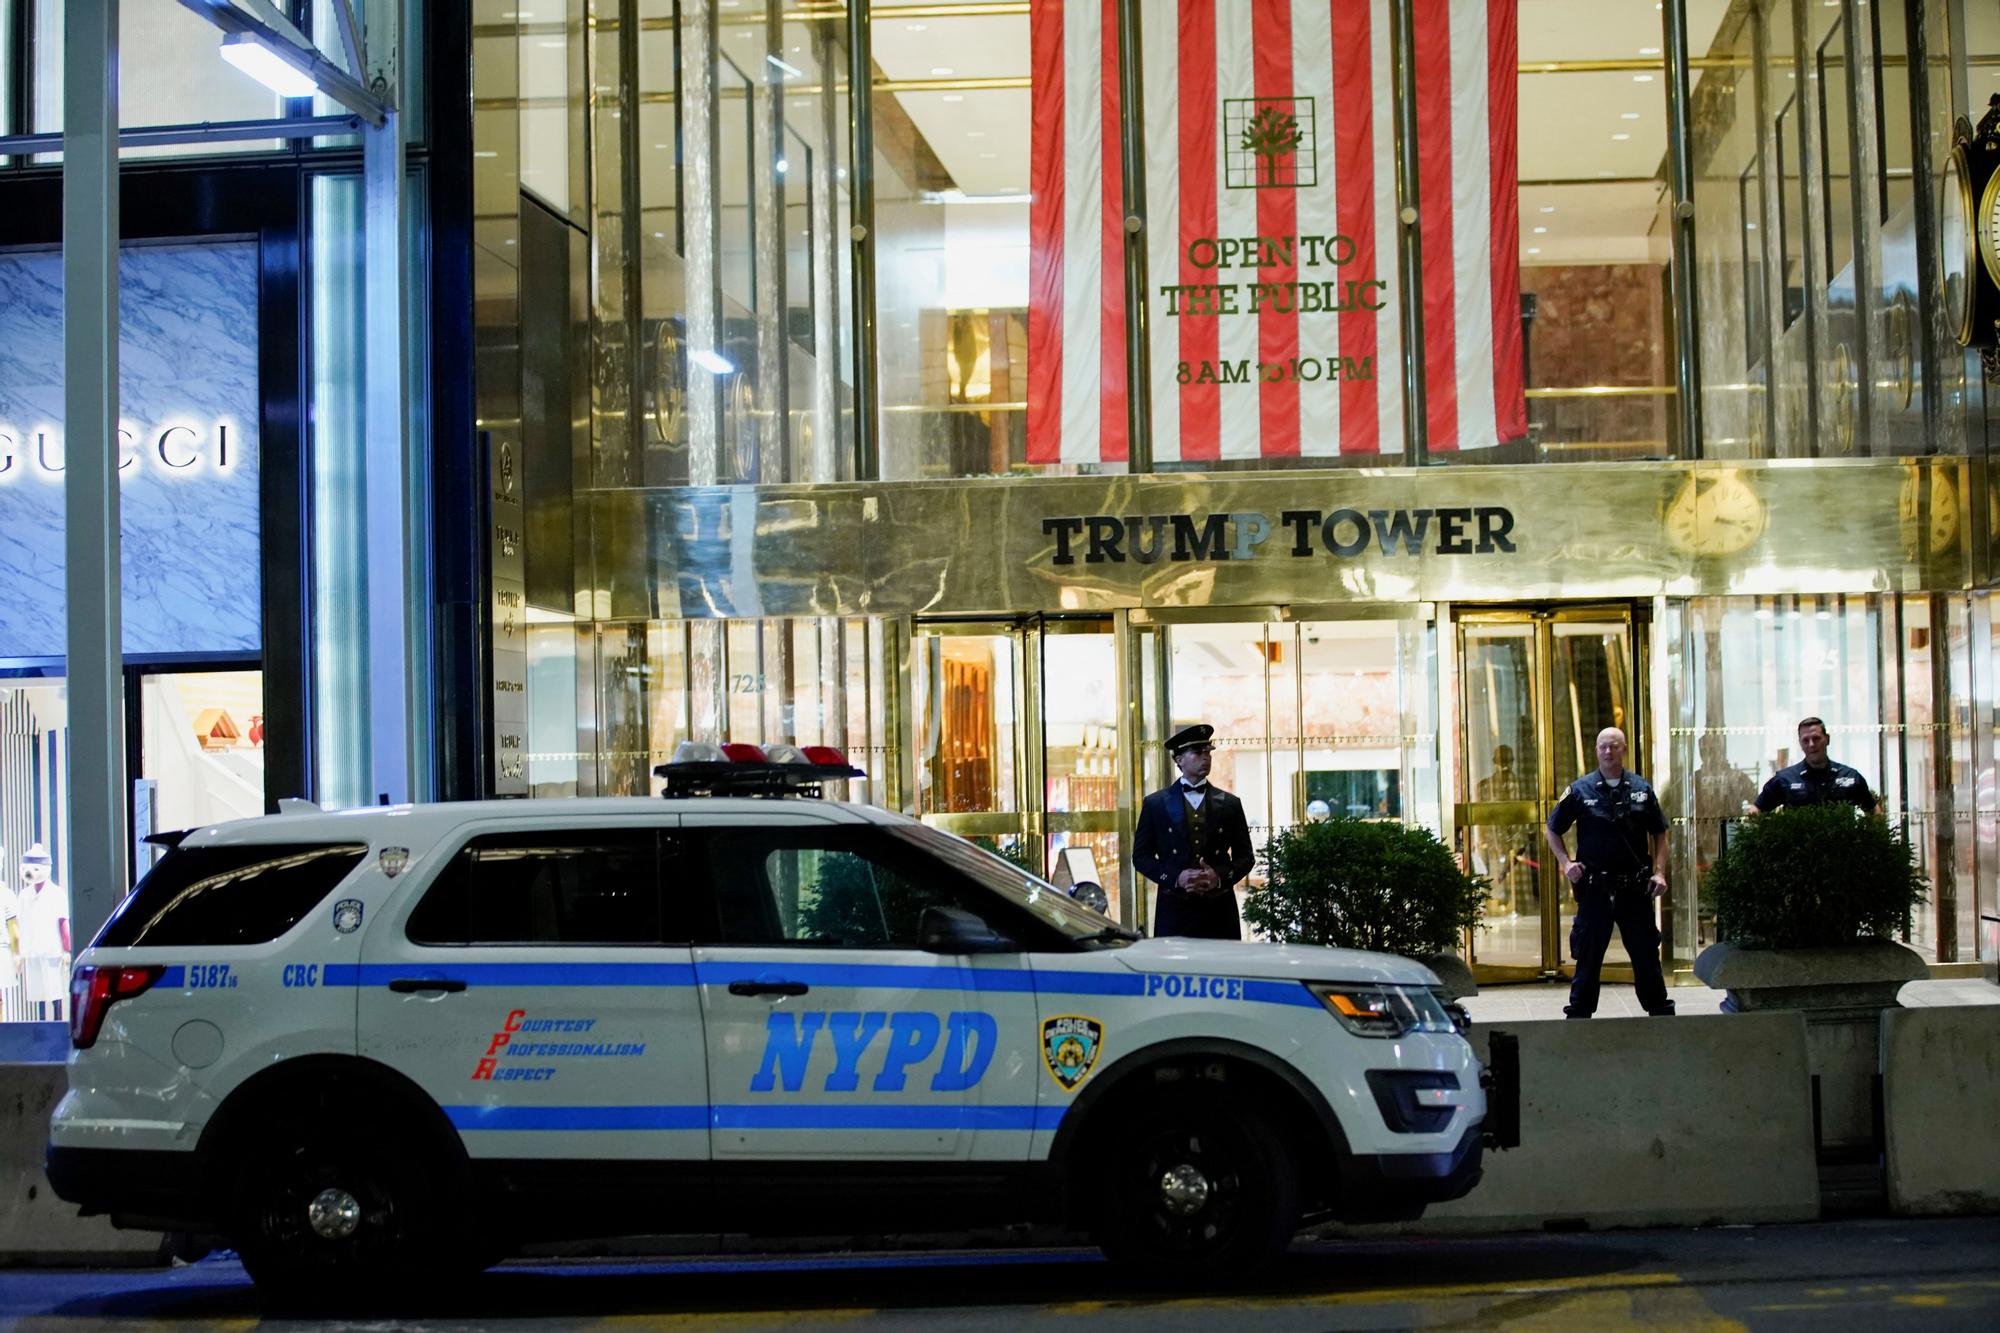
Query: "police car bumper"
1331 1119 1486 1222
46 1144 210 1231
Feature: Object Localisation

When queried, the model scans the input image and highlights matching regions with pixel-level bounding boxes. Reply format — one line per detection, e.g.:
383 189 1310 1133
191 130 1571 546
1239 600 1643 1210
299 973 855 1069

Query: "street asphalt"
0 1215 1994 1330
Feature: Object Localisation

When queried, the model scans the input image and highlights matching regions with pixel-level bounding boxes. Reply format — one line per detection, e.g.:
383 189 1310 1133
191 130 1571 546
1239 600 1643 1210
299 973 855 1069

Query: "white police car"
49 747 1513 1298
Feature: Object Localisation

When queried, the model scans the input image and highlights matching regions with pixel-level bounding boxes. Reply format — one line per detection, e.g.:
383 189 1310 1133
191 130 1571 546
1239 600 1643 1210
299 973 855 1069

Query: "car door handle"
728 980 809 997
387 978 467 994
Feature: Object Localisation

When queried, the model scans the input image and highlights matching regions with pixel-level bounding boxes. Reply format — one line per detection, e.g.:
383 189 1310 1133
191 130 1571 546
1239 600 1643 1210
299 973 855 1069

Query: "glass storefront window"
32 1 286 159
1 676 67 1022
871 9 1033 479
1510 0 1703 463
136 670 266 838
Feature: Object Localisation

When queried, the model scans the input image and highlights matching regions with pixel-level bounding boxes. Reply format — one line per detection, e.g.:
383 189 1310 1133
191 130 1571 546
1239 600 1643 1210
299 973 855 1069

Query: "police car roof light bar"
654 740 865 799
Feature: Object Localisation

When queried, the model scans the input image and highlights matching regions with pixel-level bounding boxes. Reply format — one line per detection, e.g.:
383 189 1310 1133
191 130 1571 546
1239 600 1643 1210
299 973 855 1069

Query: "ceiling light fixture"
1533 225 1547 233
1612 132 1632 141
767 54 803 79
218 32 318 98
943 94 964 102
1633 74 1655 83
932 66 954 76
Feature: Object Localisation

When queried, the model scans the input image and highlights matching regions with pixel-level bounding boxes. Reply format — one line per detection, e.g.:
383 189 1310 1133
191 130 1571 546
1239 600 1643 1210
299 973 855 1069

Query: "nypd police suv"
48 747 1512 1298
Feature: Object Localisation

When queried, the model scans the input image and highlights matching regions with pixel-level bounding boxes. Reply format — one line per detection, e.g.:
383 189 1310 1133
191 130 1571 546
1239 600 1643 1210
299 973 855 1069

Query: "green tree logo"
1241 103 1304 185
1223 97 1316 190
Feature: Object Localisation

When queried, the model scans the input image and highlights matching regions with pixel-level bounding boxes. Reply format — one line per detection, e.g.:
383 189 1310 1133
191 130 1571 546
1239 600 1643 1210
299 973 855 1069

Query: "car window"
407 828 689 946
886 823 1130 947
700 825 973 949
95 844 367 948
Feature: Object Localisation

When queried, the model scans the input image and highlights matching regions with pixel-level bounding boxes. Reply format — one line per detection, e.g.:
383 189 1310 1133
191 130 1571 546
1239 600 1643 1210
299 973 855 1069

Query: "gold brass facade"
585 456 1981 622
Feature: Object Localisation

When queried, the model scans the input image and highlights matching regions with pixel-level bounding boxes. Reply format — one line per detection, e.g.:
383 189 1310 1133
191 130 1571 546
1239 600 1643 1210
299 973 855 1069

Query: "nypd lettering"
1043 1016 1103 1091
751 1010 997 1094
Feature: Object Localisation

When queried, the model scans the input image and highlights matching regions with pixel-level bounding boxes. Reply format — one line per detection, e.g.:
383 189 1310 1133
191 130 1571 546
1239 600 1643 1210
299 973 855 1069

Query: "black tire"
224 1092 458 1309
1087 1088 1302 1281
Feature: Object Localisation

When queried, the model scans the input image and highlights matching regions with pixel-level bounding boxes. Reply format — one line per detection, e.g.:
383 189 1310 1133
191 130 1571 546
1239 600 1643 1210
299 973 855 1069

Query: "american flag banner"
1027 0 1528 464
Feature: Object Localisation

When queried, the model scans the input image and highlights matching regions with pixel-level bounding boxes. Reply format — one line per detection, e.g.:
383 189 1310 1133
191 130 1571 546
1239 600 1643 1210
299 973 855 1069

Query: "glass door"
1456 606 1642 981
911 618 1123 913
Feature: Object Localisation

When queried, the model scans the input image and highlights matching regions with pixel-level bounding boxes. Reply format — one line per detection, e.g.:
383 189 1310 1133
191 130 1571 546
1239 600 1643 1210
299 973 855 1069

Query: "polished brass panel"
583 458 1978 622
919 811 1026 836
1455 800 1542 826
1047 811 1119 835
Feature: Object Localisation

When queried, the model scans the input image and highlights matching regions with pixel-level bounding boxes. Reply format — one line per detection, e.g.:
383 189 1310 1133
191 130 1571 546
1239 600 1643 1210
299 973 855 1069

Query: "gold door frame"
1453 603 1648 983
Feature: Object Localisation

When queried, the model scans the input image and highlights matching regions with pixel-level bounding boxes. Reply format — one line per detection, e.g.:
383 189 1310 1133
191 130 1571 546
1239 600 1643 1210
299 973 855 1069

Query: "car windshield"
885 823 1134 949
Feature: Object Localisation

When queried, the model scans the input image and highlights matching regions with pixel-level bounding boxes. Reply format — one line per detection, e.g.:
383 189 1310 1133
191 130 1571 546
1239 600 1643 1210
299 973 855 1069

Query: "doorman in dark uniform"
1543 727 1675 1019
1752 716 1878 814
1132 724 1257 940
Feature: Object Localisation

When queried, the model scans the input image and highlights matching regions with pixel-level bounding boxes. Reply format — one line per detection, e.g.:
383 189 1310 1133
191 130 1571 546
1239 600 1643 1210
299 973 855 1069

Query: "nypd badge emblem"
1042 1015 1104 1090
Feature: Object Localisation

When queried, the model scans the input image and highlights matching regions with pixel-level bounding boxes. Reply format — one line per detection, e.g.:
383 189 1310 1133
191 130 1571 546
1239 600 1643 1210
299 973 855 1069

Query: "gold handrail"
1524 385 1677 399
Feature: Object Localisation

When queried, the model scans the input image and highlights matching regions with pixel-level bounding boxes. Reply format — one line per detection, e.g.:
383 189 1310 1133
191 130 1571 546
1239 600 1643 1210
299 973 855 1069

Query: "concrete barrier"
1881 1007 2000 1216
0 1063 168 1266
1322 1013 1821 1236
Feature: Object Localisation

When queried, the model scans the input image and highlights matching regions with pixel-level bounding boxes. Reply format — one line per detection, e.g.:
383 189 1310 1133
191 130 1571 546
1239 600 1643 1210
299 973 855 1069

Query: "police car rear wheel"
228 1110 441 1304
1092 1091 1301 1279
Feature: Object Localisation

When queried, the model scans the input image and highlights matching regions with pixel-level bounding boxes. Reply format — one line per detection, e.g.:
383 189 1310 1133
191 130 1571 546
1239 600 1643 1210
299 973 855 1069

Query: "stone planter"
1694 938 1928 1158
1417 952 1478 1001
1693 939 1929 1012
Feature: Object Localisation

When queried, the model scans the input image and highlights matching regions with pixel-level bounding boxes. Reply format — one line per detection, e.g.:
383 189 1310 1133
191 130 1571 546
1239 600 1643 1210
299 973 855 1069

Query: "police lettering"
750 1010 998 1094
281 963 319 988
1143 974 1247 1001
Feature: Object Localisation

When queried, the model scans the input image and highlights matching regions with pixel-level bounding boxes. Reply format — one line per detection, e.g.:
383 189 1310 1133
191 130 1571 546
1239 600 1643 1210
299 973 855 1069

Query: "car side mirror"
917 905 1017 955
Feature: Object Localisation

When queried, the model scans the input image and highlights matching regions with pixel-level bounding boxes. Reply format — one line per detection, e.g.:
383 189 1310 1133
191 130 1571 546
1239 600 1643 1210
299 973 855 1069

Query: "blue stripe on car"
442 1103 1066 1132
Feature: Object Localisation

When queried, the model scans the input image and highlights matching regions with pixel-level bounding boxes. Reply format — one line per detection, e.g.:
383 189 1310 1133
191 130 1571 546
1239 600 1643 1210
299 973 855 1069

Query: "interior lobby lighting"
690 349 736 376
767 55 804 78
1633 74 1655 83
218 33 318 98
932 67 955 76
1612 132 1632 141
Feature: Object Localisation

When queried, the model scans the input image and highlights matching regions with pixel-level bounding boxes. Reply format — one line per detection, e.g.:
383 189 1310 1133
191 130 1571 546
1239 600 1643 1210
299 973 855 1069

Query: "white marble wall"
0 243 261 659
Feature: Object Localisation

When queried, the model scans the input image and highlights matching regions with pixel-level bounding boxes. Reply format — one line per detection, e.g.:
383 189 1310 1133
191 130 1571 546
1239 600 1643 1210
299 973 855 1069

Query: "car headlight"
1307 982 1458 1038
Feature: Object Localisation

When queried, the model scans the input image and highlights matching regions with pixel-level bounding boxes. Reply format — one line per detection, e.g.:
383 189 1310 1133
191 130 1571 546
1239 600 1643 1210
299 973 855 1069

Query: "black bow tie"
1180 781 1209 793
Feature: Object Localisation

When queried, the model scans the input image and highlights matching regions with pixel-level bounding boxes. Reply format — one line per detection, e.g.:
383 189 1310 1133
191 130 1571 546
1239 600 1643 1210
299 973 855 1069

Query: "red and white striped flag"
1028 0 1527 464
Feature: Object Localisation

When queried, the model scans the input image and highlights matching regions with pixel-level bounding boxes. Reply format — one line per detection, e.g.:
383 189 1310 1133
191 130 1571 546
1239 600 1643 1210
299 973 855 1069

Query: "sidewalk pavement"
1459 976 2000 1023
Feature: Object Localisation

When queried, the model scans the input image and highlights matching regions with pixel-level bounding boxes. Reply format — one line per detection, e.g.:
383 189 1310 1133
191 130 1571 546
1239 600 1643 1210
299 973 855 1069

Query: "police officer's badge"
1042 1015 1103 1090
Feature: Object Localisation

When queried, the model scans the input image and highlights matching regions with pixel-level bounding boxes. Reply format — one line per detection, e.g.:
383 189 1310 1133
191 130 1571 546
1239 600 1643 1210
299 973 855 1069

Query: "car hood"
1112 938 1441 988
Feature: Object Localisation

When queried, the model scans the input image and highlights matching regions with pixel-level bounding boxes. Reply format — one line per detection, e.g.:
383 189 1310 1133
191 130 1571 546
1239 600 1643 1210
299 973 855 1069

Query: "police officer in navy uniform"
1132 724 1256 940
1752 716 1878 815
1543 727 1675 1019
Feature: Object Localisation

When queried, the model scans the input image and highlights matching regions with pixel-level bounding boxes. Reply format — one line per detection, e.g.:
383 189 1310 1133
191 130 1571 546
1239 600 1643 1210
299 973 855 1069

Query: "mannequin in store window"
1132 724 1256 940
12 844 70 1022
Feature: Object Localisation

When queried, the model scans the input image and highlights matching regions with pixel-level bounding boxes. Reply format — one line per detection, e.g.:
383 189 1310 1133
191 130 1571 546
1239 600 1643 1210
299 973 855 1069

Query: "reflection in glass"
913 633 1019 815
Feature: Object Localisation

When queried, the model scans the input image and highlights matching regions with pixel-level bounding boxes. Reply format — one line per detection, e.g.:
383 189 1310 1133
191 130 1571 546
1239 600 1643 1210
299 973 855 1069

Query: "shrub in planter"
1695 802 1931 1155
1705 803 1926 949
1244 817 1488 971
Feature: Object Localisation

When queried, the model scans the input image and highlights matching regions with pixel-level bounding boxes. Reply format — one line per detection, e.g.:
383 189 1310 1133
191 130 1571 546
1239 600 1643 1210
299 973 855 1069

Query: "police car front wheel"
1090 1090 1302 1279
